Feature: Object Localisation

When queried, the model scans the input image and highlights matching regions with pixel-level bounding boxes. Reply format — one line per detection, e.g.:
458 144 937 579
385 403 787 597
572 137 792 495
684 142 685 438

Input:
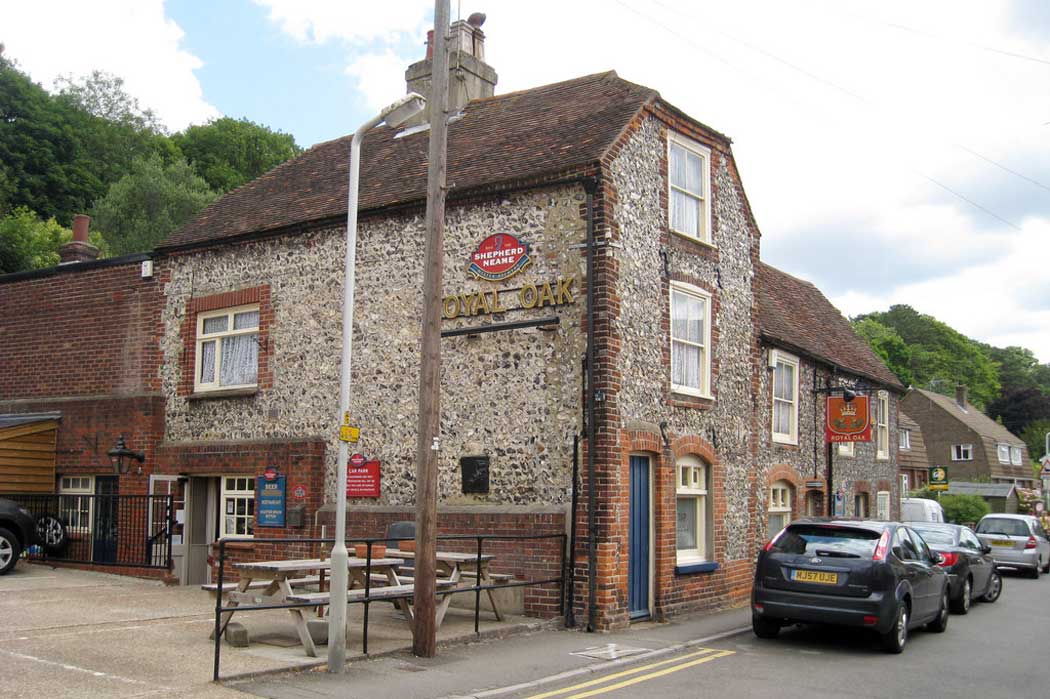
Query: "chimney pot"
955 384 968 407
59 214 100 264
72 214 91 242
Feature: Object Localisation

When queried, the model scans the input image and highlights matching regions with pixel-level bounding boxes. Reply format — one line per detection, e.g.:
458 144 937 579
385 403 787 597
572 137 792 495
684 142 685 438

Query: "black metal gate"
2 492 175 569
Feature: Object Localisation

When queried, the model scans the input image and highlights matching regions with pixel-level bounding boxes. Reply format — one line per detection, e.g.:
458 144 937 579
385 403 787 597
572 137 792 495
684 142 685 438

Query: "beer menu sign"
825 395 872 443
468 234 531 282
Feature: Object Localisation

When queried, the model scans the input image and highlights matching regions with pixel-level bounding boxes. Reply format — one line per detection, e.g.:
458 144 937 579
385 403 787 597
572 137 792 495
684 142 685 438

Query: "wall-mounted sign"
468 233 531 282
929 465 949 492
256 474 286 527
291 484 308 499
443 276 575 320
263 466 279 481
825 395 872 443
347 459 381 498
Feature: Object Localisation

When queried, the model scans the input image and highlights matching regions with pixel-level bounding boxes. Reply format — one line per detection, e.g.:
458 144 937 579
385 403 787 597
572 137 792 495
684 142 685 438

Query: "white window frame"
676 456 709 564
768 480 793 538
59 475 94 534
899 429 911 451
997 443 1010 464
667 132 712 245
669 281 712 399
194 304 260 393
952 444 973 461
837 441 855 457
876 491 891 521
876 391 889 460
220 476 255 539
771 350 800 445
1010 446 1023 466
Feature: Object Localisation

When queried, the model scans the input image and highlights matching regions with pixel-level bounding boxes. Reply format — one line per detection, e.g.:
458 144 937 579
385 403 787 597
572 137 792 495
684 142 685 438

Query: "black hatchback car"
752 519 950 653
0 497 41 575
908 522 1002 613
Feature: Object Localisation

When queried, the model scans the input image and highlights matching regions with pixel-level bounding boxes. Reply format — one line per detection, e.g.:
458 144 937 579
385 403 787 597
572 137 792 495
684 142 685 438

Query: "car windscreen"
773 525 881 558
912 528 955 545
976 518 1030 537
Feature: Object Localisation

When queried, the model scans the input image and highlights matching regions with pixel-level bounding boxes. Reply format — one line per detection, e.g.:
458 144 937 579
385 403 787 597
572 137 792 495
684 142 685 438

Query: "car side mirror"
981 544 992 554
932 552 945 565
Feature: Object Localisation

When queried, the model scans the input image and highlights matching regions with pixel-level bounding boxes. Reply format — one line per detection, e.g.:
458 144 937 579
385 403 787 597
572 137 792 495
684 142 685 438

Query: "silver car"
975 514 1050 579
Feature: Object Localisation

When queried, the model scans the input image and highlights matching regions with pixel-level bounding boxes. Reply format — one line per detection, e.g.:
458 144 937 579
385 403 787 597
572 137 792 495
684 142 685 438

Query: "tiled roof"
947 481 1018 498
755 263 904 389
158 71 659 250
898 410 930 472
0 412 61 429
913 389 1026 446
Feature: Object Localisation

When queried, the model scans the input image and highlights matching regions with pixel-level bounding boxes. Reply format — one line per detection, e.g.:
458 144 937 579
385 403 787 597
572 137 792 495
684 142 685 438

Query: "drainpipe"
583 176 598 633
566 433 580 628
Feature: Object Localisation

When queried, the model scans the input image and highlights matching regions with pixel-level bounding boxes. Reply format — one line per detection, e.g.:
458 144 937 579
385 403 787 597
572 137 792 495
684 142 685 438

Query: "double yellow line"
524 646 735 699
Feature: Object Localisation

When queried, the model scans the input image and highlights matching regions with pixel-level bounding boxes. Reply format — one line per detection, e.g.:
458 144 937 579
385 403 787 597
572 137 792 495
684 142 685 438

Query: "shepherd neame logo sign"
467 233 531 282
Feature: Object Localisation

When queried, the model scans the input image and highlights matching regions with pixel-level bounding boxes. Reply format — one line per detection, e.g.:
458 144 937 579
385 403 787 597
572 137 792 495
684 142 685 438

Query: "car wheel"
1028 563 1041 580
0 527 22 575
950 577 972 615
927 589 950 632
35 514 69 555
880 603 908 654
982 570 1003 603
1043 557 1050 574
752 615 780 639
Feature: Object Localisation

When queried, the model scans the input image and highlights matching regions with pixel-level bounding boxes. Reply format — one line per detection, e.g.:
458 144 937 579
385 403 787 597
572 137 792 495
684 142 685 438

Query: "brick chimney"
59 214 100 264
404 11 497 127
955 384 968 408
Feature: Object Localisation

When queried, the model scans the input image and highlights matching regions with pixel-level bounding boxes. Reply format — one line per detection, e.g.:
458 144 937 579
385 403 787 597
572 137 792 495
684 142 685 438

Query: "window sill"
668 392 715 410
188 387 258 401
772 436 798 447
669 229 716 250
675 561 719 575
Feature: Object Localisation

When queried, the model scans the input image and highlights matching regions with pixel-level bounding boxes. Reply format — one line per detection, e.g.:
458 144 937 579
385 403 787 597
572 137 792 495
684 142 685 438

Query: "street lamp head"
381 92 427 129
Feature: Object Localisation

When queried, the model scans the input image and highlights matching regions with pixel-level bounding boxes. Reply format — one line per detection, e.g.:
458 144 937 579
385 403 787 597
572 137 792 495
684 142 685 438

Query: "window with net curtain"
768 480 793 539
195 306 260 391
772 351 799 444
670 282 710 397
668 134 710 244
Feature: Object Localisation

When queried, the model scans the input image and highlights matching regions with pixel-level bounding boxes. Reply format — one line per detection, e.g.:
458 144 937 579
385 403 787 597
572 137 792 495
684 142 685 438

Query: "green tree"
91 155 217 256
938 494 990 525
854 305 1000 409
987 388 1050 436
851 317 915 386
0 54 99 222
0 207 107 272
1021 419 1050 461
172 117 300 193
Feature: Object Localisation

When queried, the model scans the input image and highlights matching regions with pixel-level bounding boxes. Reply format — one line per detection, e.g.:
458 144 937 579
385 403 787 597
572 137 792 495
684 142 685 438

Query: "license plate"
992 540 1014 547
792 569 838 584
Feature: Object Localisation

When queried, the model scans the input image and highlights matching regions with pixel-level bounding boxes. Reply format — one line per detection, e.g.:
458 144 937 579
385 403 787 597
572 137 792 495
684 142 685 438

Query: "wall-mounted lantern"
108 434 145 475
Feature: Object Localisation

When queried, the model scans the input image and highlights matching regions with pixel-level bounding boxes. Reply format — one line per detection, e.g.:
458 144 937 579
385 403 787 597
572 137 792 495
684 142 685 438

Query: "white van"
901 497 946 523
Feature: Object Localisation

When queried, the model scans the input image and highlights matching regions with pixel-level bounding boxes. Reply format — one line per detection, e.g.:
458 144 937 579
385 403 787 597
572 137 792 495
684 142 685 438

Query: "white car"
901 497 945 523
975 513 1050 579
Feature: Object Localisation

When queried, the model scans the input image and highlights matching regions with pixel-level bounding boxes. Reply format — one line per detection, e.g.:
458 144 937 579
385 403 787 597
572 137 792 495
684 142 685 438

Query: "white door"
148 475 186 581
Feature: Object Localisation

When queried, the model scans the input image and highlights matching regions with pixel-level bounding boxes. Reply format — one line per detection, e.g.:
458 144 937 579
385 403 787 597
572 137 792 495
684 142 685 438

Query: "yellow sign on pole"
339 425 360 443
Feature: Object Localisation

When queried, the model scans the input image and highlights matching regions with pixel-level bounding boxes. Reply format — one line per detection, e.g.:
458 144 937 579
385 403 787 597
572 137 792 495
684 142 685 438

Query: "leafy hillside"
0 48 301 271
853 304 1050 462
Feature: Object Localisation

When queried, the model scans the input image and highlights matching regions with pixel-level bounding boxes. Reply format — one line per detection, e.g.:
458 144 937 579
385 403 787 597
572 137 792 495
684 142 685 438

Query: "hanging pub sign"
929 465 949 492
256 472 287 527
825 395 872 443
468 233 531 282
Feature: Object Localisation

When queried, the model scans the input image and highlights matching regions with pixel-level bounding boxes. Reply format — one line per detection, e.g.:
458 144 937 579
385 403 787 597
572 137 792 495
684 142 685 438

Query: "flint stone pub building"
0 21 903 628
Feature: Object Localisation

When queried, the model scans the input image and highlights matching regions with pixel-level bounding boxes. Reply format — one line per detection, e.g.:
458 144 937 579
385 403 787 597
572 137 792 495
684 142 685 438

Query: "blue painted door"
628 455 650 619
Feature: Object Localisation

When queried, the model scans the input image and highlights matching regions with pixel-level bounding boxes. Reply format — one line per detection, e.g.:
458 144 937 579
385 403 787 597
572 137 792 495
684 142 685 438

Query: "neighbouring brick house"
898 410 930 490
754 264 905 536
901 386 1033 488
0 216 169 576
0 20 906 630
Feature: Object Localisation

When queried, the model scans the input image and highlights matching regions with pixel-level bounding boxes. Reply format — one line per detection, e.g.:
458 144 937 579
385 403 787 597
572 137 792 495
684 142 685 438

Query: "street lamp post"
328 92 426 674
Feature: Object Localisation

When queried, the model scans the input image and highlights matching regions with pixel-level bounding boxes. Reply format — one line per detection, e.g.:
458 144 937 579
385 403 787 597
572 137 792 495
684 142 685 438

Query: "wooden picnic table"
211 556 404 657
385 548 505 622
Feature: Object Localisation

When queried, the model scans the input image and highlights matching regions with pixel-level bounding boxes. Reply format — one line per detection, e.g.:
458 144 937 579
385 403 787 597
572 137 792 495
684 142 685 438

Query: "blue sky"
2 0 1049 360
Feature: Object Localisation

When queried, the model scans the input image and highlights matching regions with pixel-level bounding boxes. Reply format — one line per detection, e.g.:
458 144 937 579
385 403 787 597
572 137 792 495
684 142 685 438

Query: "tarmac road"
502 569 1050 699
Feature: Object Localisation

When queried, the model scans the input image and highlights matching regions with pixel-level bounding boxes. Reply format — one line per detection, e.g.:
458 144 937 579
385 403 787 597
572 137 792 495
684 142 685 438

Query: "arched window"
768 480 794 539
676 456 711 563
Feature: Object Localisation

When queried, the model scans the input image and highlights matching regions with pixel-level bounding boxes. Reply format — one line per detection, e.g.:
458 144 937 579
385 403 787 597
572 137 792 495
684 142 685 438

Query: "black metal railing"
212 532 567 681
3 493 174 570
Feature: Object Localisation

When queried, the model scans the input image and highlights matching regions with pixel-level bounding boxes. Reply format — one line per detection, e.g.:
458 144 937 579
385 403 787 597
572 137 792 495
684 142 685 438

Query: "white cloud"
252 0 431 45
345 50 412 113
0 0 219 130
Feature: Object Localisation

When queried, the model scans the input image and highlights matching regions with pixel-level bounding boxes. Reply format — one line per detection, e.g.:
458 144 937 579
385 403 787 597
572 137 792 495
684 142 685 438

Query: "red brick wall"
316 507 566 618
0 260 162 399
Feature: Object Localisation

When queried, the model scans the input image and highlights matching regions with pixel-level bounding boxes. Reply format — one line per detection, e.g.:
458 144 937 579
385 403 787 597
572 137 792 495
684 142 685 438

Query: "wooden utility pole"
413 0 450 658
